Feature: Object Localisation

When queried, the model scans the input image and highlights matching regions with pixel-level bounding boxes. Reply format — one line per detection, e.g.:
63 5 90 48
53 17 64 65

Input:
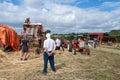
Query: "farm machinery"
68 38 90 55
20 18 46 54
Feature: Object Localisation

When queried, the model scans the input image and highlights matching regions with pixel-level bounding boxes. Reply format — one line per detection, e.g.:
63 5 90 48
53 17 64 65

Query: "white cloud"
0 0 120 34
102 1 120 8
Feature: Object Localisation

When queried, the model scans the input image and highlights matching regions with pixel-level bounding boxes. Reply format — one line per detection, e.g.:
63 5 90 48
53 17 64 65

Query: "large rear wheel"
35 47 41 54
85 47 90 55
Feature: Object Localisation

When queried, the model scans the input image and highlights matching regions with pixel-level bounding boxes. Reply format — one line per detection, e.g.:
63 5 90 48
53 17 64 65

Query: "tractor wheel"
85 47 90 55
35 47 41 54
87 48 90 55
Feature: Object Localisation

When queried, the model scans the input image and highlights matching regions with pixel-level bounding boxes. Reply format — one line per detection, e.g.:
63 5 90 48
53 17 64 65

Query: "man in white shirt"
42 33 56 75
55 38 61 50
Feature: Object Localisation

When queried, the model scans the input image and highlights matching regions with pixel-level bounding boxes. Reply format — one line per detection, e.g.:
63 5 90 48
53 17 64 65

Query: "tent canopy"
0 25 20 51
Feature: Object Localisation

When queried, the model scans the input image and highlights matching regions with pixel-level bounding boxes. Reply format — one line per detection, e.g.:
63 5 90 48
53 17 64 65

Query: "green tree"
45 30 51 33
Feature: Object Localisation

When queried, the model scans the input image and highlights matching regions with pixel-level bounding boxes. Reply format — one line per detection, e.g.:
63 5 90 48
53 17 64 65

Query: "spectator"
60 39 65 51
42 33 56 75
20 36 29 60
55 38 61 53
93 38 97 48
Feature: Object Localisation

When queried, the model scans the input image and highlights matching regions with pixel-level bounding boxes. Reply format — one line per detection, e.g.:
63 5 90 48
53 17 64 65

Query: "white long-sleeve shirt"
55 39 61 46
44 38 56 52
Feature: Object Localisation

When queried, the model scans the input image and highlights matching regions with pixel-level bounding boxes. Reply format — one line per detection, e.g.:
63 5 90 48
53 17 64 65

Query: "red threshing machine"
20 18 46 54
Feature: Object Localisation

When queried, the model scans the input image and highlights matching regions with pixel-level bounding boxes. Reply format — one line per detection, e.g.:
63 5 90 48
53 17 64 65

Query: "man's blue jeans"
43 52 56 73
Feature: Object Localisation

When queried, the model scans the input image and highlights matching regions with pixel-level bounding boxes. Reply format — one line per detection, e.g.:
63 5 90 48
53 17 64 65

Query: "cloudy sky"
0 0 120 34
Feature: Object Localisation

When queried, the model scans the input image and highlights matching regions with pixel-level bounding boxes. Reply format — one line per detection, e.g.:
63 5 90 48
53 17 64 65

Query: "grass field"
0 46 120 80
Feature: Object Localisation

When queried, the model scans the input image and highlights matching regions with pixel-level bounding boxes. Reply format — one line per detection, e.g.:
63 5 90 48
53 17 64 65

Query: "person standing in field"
20 36 29 60
55 38 61 53
42 33 56 75
60 39 65 51
93 38 97 48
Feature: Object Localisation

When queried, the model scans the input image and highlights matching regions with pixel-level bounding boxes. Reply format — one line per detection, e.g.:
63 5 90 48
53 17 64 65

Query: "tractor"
68 38 90 55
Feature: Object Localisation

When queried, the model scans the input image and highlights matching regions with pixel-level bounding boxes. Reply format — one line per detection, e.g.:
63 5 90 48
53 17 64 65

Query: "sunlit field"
0 45 120 80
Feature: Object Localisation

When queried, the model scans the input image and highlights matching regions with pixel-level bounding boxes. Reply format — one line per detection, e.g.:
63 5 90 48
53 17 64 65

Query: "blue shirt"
21 39 29 47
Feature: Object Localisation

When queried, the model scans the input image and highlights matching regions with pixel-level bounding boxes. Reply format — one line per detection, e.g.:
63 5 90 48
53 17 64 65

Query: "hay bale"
0 50 8 62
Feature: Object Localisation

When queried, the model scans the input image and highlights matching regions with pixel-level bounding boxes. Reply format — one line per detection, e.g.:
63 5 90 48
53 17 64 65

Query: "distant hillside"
108 30 120 36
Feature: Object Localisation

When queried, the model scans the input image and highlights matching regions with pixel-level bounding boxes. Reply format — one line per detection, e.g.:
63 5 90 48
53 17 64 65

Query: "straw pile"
0 50 8 62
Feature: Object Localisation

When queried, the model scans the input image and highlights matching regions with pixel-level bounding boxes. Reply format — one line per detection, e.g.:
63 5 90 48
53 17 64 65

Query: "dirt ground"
0 46 120 80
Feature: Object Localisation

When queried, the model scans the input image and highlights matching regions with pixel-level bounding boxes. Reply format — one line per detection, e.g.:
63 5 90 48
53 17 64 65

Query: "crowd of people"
20 33 116 75
2 32 116 76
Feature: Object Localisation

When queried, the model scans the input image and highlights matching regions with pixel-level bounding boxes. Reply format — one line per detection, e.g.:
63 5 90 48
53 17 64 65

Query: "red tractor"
68 38 90 55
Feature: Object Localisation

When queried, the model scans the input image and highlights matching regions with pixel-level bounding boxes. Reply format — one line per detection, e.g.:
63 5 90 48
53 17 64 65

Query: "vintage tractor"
20 18 46 54
68 38 90 55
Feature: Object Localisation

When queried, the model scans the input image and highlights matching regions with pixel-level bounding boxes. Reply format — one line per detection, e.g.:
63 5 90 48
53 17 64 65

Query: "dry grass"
0 47 120 80
0 50 8 62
